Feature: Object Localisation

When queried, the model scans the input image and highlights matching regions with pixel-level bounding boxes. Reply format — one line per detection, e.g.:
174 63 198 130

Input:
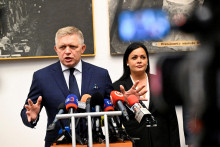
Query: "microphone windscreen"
65 94 78 111
110 91 125 107
58 102 68 113
104 99 114 111
81 94 91 102
127 95 139 107
90 92 104 108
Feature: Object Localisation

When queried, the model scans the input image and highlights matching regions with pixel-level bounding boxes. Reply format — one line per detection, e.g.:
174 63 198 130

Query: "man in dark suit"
20 26 113 147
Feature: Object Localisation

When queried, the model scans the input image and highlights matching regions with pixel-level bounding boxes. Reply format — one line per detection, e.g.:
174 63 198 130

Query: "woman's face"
127 47 148 74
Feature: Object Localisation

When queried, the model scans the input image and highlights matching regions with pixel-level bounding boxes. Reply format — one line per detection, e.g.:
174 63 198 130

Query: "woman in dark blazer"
113 42 180 147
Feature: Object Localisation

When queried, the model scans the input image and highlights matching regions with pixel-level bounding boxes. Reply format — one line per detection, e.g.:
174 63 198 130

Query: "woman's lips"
137 65 143 68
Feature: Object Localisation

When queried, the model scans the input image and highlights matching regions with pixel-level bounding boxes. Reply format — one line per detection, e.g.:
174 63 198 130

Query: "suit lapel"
50 61 69 97
124 77 133 91
81 61 92 95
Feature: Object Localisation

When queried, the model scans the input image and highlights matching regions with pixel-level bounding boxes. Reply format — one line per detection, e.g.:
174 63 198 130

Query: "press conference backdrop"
0 0 186 147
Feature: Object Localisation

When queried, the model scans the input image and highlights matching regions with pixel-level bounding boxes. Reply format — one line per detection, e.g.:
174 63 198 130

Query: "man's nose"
65 46 71 53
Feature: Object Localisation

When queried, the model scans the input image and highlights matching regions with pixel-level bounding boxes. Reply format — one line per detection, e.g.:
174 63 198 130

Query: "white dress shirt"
130 73 150 108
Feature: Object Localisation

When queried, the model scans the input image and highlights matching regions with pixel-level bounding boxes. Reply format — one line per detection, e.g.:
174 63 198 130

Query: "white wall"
0 0 186 146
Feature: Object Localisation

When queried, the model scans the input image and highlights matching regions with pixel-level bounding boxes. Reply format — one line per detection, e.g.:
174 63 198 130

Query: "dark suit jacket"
20 60 113 143
113 74 180 147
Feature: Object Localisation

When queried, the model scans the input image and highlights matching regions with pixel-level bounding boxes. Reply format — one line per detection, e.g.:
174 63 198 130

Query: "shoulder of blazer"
82 60 108 73
35 61 60 73
113 76 133 91
32 61 61 79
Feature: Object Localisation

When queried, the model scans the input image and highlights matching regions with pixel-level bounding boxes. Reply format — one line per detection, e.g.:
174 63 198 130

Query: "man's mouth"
65 57 72 61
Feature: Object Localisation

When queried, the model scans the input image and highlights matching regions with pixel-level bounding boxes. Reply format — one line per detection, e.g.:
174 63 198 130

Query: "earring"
127 64 129 66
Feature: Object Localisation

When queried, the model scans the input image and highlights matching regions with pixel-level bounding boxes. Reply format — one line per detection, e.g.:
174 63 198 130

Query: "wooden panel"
52 140 132 147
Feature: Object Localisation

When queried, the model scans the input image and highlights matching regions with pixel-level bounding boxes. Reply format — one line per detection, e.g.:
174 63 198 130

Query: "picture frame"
108 0 204 55
0 0 95 60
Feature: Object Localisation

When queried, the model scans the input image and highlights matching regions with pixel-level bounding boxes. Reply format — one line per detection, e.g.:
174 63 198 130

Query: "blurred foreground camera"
118 1 220 146
118 9 170 42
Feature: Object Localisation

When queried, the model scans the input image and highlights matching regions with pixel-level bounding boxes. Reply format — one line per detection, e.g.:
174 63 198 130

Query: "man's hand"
25 96 42 122
120 80 148 101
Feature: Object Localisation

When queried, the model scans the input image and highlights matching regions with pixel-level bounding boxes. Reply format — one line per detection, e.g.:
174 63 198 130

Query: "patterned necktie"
69 68 80 100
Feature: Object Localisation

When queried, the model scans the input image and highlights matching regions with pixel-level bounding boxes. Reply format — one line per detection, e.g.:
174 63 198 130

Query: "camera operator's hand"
120 80 148 102
25 96 42 122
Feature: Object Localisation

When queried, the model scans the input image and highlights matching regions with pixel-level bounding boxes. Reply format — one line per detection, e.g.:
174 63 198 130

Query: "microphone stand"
55 120 72 145
69 109 85 145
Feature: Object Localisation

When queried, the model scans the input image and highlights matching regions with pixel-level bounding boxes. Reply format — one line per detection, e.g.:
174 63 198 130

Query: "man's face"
54 34 86 68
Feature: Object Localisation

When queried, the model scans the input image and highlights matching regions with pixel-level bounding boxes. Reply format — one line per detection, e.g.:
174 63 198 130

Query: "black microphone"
90 92 105 143
90 92 104 131
47 103 67 131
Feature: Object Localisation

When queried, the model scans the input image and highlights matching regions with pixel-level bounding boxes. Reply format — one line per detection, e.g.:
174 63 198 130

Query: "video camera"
118 1 220 146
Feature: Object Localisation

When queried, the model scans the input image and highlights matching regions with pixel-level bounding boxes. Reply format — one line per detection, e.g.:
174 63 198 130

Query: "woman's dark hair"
119 42 150 81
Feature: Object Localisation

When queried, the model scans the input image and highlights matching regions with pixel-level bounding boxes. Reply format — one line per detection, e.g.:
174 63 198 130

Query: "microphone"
80 94 92 144
90 92 104 112
65 94 78 128
65 94 85 145
47 103 67 131
90 93 104 130
127 95 157 127
81 94 91 112
104 99 115 111
55 126 72 144
103 99 119 142
90 92 105 143
110 91 129 121
77 101 86 110
103 99 133 142
56 126 85 145
81 94 91 102
65 94 78 113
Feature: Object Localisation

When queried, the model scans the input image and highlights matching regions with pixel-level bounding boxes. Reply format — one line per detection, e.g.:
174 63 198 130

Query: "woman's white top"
130 73 150 108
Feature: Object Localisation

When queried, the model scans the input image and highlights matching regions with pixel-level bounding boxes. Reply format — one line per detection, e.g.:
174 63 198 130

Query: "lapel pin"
93 84 98 90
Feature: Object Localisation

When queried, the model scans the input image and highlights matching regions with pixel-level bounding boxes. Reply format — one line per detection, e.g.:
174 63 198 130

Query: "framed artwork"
108 0 204 55
0 0 95 60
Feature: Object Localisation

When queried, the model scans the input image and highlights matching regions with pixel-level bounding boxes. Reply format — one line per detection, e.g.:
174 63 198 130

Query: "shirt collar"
60 60 82 73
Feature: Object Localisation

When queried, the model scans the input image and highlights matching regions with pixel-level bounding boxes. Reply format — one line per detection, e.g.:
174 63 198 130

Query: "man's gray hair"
55 26 84 45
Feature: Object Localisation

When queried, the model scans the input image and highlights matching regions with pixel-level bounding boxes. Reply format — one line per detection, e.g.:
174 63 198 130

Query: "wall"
0 0 186 146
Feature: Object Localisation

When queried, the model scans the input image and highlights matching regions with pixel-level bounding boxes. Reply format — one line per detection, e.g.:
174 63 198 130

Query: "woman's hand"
120 80 148 101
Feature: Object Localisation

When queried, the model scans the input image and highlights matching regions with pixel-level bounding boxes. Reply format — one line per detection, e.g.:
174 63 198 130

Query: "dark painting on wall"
108 0 204 55
0 0 94 59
